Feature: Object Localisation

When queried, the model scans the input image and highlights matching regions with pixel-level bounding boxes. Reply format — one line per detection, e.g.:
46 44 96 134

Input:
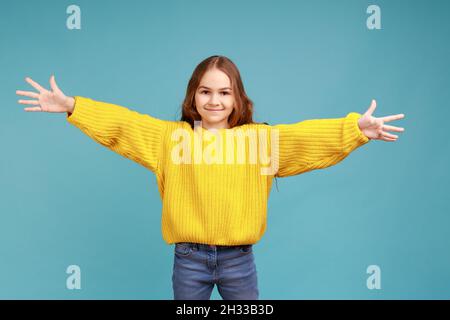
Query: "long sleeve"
66 96 168 174
273 112 370 177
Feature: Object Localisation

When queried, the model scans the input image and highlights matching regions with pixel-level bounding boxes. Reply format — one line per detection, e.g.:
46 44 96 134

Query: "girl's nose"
209 93 220 105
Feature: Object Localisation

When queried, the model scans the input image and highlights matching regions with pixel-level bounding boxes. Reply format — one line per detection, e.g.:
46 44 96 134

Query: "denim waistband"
177 242 252 251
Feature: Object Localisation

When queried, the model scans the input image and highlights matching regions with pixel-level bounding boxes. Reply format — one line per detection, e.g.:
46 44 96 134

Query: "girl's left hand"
358 99 405 142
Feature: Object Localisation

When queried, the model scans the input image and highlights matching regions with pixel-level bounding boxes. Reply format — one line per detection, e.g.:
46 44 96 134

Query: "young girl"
16 55 405 300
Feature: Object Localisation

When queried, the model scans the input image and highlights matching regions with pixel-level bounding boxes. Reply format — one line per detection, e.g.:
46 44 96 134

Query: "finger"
24 107 42 112
25 77 46 93
18 99 40 105
49 74 61 93
16 90 39 99
381 131 398 139
366 99 377 116
383 124 404 133
381 114 405 122
382 136 397 142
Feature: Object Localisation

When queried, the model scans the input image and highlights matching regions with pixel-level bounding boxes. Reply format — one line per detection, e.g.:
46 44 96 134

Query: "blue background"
1 0 449 299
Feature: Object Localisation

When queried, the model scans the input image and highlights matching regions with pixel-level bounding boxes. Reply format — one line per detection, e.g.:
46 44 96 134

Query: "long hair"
181 55 255 128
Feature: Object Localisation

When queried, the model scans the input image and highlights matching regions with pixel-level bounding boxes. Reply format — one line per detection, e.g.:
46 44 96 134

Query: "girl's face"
195 68 235 130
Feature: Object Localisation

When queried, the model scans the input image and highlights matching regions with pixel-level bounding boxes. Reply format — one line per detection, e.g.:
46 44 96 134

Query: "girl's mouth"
204 107 224 112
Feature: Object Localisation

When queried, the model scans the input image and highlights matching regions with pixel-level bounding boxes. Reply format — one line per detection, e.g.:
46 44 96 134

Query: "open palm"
358 100 405 142
16 75 74 113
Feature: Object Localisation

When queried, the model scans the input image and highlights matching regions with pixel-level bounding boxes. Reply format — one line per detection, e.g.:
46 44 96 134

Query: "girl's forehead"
199 69 231 87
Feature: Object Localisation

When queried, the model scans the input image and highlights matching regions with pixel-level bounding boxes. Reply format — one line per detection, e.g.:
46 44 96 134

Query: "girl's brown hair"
181 55 255 128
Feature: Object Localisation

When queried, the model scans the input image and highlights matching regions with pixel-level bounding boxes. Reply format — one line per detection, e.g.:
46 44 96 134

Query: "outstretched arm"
16 76 168 174
274 100 406 177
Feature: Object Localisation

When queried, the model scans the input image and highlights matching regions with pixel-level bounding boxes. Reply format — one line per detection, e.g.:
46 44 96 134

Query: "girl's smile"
204 107 225 112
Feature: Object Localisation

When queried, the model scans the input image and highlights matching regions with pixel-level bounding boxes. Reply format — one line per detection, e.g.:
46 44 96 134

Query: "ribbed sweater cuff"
344 112 370 154
66 96 92 125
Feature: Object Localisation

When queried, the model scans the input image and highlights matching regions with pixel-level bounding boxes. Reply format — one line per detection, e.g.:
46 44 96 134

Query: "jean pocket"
239 245 253 254
175 243 193 257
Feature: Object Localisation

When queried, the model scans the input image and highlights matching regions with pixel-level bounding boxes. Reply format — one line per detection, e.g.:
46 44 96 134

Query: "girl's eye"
200 90 230 95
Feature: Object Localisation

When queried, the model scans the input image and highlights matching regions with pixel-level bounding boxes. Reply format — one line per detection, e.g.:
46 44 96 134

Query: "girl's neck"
200 120 230 131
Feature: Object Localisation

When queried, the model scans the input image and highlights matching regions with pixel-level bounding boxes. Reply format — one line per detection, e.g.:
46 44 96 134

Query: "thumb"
49 74 62 93
366 99 377 116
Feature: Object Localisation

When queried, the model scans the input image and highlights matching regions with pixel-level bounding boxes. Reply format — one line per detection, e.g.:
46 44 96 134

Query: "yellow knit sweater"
67 96 370 245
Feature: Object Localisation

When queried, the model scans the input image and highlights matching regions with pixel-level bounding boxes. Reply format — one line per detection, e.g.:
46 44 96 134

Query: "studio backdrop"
1 0 449 299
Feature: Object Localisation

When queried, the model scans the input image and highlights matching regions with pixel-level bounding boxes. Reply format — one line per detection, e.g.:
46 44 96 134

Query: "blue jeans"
172 242 259 300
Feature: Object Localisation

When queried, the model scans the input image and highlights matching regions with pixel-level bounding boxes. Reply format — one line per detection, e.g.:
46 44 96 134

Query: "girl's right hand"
16 75 75 113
